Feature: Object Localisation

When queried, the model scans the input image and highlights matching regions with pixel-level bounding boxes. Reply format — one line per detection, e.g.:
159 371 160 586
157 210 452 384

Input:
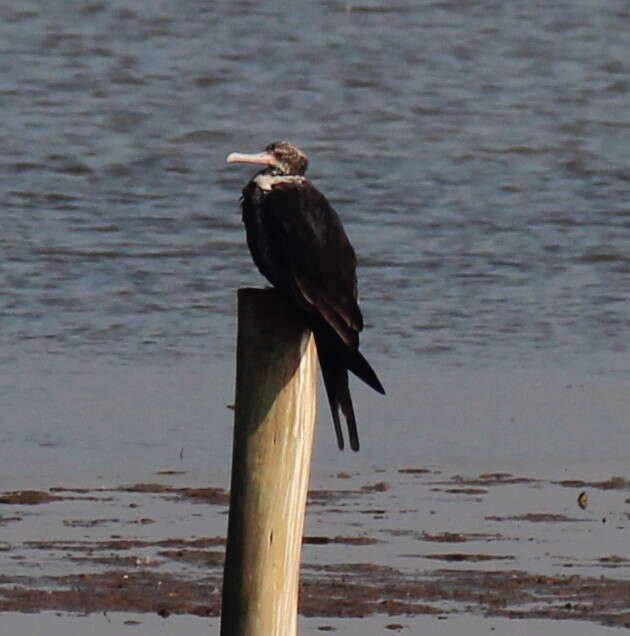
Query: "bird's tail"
309 315 385 396
345 348 385 395
315 333 360 452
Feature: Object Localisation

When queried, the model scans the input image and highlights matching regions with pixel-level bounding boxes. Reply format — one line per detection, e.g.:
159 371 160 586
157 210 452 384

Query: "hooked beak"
226 151 275 166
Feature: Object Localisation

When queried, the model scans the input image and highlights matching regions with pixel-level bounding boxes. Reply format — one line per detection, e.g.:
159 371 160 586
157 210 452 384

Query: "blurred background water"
3 0 630 486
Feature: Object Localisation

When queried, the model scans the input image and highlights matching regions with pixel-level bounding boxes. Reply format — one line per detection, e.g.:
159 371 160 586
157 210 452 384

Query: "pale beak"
226 151 275 166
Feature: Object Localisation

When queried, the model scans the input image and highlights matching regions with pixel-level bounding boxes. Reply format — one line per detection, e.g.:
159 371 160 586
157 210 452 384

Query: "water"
3 0 630 485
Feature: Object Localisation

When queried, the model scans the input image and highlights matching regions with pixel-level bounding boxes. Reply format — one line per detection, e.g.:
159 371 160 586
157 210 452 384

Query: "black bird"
226 141 385 451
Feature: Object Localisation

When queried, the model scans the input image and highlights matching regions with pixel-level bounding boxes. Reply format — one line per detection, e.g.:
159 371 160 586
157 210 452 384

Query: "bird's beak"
226 151 275 166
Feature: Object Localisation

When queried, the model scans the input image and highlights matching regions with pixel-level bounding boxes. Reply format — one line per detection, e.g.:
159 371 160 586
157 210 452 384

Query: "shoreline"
2 464 630 632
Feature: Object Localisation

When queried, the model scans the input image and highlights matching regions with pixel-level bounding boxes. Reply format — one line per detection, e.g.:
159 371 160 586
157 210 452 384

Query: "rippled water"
3 1 630 481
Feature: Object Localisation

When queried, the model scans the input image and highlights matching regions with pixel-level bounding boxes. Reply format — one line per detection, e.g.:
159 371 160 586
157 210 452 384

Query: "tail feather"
336 372 359 451
319 358 346 451
315 332 360 452
308 314 385 396
311 317 384 452
345 349 385 395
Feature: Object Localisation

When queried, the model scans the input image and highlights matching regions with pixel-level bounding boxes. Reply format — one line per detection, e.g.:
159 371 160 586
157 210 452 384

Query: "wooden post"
220 288 317 636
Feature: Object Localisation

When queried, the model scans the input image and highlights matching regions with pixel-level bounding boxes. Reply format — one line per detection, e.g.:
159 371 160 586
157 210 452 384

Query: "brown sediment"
422 532 468 543
485 513 589 523
3 558 630 627
68 554 146 567
441 473 536 486
62 518 121 528
361 481 390 492
303 536 382 545
419 553 515 562
3 469 630 629
308 488 361 500
117 484 230 505
556 476 628 490
0 490 63 505
48 483 229 505
420 531 506 543
0 570 220 617
23 536 226 552
599 556 630 567
158 549 224 566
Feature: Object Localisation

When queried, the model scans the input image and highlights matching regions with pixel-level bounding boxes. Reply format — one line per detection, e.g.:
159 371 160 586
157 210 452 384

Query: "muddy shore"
2 467 630 632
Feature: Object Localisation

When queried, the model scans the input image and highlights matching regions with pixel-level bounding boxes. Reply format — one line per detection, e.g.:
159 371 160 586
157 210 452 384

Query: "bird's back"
241 176 363 348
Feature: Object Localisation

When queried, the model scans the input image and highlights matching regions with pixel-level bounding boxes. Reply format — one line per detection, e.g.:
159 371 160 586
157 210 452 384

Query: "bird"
226 141 385 451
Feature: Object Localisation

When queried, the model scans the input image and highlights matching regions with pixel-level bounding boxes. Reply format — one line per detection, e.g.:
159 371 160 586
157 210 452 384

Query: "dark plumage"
227 141 384 451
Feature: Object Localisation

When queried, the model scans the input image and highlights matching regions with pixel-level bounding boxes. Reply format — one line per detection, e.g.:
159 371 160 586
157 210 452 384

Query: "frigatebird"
226 141 384 451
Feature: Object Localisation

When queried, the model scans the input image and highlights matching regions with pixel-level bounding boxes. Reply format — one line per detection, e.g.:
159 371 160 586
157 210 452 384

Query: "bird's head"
226 141 308 176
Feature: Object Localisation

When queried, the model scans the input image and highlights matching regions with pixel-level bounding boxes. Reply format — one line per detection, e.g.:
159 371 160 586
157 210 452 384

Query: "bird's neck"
253 173 306 192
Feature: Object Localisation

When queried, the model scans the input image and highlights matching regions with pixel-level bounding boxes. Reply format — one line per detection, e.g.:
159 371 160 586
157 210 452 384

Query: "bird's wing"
263 180 363 348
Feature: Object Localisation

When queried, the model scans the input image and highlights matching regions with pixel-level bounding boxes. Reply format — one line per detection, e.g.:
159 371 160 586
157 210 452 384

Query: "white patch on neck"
254 174 306 192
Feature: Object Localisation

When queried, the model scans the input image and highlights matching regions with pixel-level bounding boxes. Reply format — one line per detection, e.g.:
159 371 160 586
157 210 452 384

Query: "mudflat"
1 465 630 633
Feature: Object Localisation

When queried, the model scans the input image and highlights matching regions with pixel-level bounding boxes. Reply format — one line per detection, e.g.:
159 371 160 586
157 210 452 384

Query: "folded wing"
262 181 364 349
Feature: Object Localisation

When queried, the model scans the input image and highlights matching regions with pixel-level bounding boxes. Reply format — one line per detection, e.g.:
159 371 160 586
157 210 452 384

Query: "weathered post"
220 288 317 636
